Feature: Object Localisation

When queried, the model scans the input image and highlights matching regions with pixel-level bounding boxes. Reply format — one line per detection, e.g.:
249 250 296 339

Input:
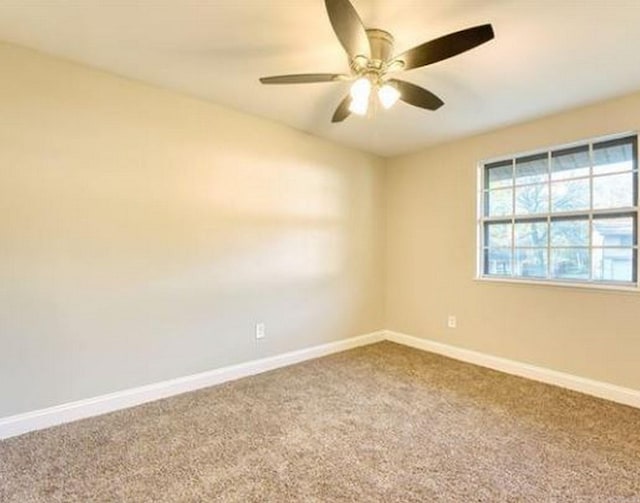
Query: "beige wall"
386 92 640 391
0 43 386 417
4 39 640 420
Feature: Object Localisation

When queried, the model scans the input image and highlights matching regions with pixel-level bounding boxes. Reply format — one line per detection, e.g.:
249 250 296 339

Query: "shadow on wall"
1 145 380 415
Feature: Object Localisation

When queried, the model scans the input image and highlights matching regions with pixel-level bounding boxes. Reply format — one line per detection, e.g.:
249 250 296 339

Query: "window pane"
485 222 512 247
551 146 590 180
515 248 547 277
485 161 513 190
515 154 548 185
550 218 589 247
515 184 548 215
485 248 512 276
550 248 590 280
593 173 634 209
592 216 636 247
593 138 635 175
485 188 513 216
550 179 589 212
592 248 634 283
515 220 547 247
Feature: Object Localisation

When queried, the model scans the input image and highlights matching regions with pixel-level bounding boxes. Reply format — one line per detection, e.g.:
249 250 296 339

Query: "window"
478 134 638 288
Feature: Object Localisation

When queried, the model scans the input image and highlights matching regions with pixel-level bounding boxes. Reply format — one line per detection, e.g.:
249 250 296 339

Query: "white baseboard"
384 330 640 410
3 329 638 440
0 331 384 440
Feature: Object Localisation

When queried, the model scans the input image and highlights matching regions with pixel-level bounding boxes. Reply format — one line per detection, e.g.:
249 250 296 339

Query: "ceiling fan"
259 0 495 123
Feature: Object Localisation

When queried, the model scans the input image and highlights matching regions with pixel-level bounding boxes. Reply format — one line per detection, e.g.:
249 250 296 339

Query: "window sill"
474 275 640 294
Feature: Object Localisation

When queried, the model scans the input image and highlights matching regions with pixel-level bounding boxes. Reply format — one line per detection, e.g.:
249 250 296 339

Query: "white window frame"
476 132 639 292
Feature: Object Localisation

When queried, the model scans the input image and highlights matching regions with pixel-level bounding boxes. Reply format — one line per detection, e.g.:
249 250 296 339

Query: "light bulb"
378 83 400 109
349 77 372 116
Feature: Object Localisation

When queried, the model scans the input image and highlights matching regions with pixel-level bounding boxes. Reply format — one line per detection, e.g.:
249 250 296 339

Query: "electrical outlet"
447 315 457 329
255 322 265 340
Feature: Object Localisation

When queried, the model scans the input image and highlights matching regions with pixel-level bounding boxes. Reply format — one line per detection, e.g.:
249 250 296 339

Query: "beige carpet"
1 342 639 502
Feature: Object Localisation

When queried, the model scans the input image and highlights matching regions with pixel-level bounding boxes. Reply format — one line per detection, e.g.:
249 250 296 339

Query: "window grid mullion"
484 206 638 222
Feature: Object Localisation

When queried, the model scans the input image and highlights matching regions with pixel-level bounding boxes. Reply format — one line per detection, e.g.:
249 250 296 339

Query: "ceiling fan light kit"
260 0 495 123
347 78 400 117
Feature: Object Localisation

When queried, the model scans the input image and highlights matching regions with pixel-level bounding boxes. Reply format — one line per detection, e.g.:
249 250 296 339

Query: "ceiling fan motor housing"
365 29 394 64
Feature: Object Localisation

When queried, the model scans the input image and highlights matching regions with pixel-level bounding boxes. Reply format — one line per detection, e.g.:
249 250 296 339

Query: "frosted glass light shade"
378 84 400 109
349 77 371 116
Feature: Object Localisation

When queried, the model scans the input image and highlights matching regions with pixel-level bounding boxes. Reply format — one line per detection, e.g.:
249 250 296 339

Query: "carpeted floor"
1 342 639 502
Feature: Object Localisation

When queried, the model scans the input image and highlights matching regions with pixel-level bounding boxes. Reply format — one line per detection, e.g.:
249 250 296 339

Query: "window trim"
476 131 640 292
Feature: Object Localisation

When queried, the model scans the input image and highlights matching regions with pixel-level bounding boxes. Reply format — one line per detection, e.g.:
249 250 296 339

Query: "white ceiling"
1 0 640 157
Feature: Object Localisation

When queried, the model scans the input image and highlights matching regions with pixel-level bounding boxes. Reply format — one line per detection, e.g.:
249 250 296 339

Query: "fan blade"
393 24 494 71
325 0 370 60
390 79 444 111
260 73 348 84
331 94 352 123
